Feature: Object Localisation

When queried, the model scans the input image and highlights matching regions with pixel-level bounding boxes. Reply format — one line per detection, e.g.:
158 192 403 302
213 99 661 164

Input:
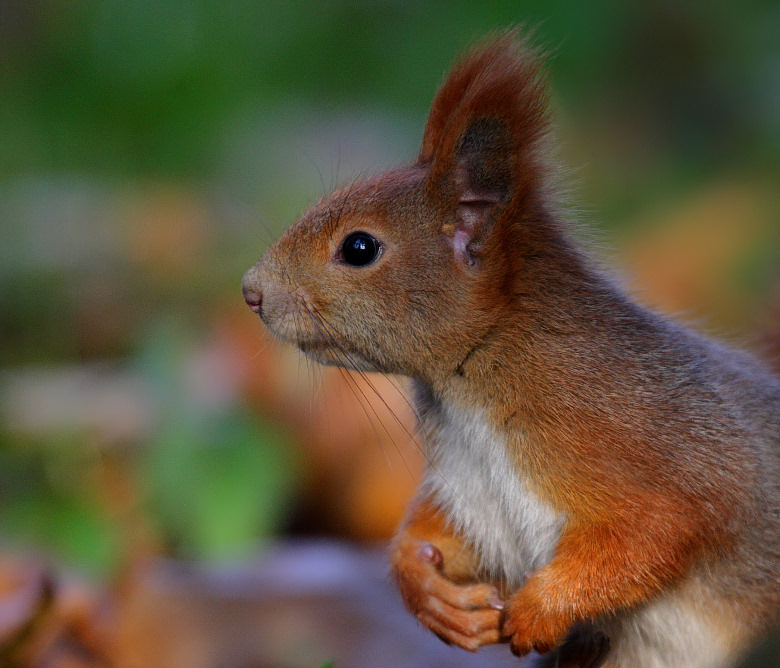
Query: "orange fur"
243 29 780 667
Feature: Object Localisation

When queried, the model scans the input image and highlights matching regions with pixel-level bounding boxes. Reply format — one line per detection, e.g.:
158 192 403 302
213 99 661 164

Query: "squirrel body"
242 31 780 667
410 284 780 666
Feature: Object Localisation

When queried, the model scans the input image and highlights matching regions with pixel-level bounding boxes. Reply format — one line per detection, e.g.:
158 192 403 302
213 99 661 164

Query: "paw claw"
418 543 443 568
510 640 531 657
487 594 504 610
434 631 452 646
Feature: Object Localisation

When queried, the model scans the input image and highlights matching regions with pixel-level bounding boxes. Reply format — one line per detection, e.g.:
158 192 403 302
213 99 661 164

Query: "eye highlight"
340 231 382 267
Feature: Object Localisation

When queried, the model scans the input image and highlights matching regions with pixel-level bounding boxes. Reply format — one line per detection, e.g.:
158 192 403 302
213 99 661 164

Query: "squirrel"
241 30 780 667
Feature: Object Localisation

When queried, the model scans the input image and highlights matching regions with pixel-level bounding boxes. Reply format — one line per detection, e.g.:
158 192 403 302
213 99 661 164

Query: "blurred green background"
1 0 778 578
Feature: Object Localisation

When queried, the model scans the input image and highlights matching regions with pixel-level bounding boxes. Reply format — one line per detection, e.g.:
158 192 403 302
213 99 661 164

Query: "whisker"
235 197 278 248
306 152 327 198
313 309 422 425
305 308 414 480
314 353 332 450
310 309 465 501
296 302 315 420
250 337 276 360
334 137 341 191
293 301 305 393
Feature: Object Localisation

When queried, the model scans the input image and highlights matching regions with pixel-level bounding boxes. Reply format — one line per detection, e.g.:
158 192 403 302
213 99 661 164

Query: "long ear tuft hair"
419 29 551 206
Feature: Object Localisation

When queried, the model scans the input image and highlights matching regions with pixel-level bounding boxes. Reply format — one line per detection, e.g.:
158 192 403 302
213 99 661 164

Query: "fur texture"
242 30 780 667
416 383 563 586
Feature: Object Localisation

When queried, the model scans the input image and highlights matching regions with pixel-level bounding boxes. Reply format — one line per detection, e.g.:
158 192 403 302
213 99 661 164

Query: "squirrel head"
242 30 559 383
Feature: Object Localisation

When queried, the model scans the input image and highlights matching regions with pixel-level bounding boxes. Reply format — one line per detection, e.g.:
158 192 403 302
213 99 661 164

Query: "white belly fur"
421 402 731 668
422 402 564 586
601 582 733 668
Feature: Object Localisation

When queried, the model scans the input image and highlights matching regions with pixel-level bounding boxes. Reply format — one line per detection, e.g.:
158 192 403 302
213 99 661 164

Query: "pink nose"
241 279 263 315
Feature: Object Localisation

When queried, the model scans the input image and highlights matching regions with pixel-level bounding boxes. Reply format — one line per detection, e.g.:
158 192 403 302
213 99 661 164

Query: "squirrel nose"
241 271 264 315
243 286 263 314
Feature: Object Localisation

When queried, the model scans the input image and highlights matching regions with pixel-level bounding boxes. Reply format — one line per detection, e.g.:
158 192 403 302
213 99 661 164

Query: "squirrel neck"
420 230 664 447
412 246 661 517
410 215 762 523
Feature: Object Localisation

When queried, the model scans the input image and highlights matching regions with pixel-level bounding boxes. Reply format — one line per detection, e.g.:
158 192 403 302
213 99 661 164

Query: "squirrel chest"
417 387 564 586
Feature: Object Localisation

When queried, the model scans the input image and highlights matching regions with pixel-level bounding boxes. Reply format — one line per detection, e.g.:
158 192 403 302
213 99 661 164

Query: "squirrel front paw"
392 538 504 651
501 585 572 657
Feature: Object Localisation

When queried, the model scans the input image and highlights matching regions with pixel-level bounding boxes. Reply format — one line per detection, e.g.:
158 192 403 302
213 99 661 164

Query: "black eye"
340 232 381 267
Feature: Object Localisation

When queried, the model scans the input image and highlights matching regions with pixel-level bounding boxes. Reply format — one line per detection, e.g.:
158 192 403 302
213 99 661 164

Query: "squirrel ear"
419 29 550 242
453 116 513 229
447 151 504 267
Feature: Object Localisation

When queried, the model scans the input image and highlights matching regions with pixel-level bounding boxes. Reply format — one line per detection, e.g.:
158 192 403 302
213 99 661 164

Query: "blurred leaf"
145 411 297 560
0 433 122 575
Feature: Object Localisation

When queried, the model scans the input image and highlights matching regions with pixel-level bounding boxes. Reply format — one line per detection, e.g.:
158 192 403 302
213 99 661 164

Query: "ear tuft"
419 29 550 206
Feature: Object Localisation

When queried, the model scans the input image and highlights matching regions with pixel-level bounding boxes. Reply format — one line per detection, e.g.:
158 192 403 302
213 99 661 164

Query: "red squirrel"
242 31 780 667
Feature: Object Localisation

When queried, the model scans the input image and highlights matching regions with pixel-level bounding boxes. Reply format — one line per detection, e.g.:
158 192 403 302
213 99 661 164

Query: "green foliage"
0 318 299 574
135 317 299 562
0 431 123 575
145 411 296 560
1 1 776 181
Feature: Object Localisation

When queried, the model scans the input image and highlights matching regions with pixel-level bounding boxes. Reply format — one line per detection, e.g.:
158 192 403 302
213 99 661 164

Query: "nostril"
241 282 263 315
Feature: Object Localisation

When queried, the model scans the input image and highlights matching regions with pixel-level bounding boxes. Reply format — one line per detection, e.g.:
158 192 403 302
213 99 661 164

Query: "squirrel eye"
340 232 381 267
